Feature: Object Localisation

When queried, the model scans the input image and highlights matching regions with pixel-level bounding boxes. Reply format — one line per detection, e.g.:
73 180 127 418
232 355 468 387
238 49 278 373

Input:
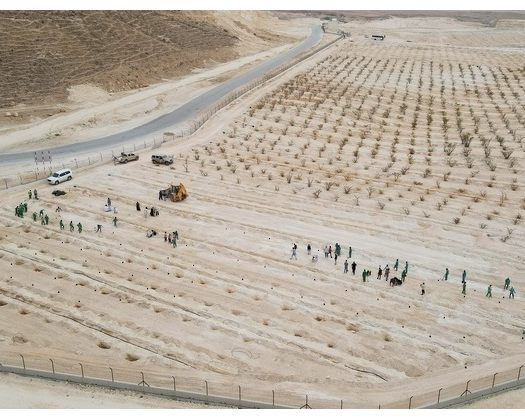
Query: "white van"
47 168 73 185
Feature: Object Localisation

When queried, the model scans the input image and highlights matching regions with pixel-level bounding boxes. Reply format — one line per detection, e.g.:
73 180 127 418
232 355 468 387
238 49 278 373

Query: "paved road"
0 25 323 165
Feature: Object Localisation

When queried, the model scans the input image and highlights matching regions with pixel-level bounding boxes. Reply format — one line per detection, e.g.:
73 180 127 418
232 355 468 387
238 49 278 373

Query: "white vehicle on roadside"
47 168 73 185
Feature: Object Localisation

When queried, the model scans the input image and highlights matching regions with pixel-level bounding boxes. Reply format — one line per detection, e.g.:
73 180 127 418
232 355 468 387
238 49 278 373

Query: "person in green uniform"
444 268 449 281
113 217 118 227
59 219 64 230
77 222 82 233
504 277 511 290
28 190 32 200
509 287 516 299
44 214 49 225
348 246 352 258
70 221 74 232
462 282 467 295
32 212 37 222
362 269 367 282
394 259 399 271
462 270 467 283
486 284 492 298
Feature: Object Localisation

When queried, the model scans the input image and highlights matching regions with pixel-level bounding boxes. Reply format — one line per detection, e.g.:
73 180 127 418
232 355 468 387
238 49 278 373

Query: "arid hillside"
0 11 295 113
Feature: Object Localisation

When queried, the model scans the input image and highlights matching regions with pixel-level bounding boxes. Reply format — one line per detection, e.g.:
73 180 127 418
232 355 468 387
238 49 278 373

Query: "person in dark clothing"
307 244 311 255
377 266 382 280
344 259 349 274
136 202 141 211
351 261 357 275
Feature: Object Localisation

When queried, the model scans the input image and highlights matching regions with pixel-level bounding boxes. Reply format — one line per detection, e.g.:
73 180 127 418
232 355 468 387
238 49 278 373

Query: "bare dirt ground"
462 386 525 408
0 372 211 408
0 11 311 139
0 15 525 408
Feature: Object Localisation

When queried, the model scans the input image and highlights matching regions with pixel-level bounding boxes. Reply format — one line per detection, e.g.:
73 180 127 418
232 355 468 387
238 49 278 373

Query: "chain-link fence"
1 352 524 408
381 364 525 409
1 32 343 191
0 352 344 408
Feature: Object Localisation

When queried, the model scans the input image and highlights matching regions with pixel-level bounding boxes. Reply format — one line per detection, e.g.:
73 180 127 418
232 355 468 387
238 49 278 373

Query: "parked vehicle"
47 168 73 185
114 152 139 164
151 154 174 165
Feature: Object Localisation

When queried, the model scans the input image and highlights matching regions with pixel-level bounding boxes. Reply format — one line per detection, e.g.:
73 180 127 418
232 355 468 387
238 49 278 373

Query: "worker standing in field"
23 203 28 213
28 190 32 200
462 281 467 295
362 269 367 282
486 284 492 298
462 270 467 283
384 265 390 281
44 214 49 225
348 246 352 259
404 261 409 274
59 219 64 230
33 189 38 200
504 277 511 290
328 245 332 258
172 234 177 248
344 259 349 274
69 221 74 232
324 245 328 258
136 202 141 211
290 244 297 260
394 259 399 271
420 282 426 296
307 243 311 255
32 212 37 222
377 266 382 280
401 269 407 282
164 232 168 242
444 268 449 281
351 261 357 275
77 222 82 233
509 286 516 299
96 224 102 233
113 217 118 227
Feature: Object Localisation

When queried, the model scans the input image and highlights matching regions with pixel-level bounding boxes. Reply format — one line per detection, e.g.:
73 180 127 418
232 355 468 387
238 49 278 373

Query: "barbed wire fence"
1 33 343 191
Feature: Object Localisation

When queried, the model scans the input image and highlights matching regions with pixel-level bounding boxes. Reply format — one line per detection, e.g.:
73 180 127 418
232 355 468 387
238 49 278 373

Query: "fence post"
408 395 413 409
100 153 103 161
461 380 471 396
340 400 343 409
492 373 498 388
79 363 84 378
49 358 55 374
238 385 241 402
518 365 524 381
437 387 443 404
19 354 25 370
109 367 114 382
272 390 275 408
172 376 176 392
4 179 7 189
88 157 91 165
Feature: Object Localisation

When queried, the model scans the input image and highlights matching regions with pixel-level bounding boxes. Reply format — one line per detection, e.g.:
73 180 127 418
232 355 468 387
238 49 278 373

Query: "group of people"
290 242 518 300
15 202 28 218
164 231 179 247
28 189 38 200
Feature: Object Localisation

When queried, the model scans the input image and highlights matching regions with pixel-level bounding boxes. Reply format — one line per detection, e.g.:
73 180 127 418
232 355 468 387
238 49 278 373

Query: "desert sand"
0 15 524 408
